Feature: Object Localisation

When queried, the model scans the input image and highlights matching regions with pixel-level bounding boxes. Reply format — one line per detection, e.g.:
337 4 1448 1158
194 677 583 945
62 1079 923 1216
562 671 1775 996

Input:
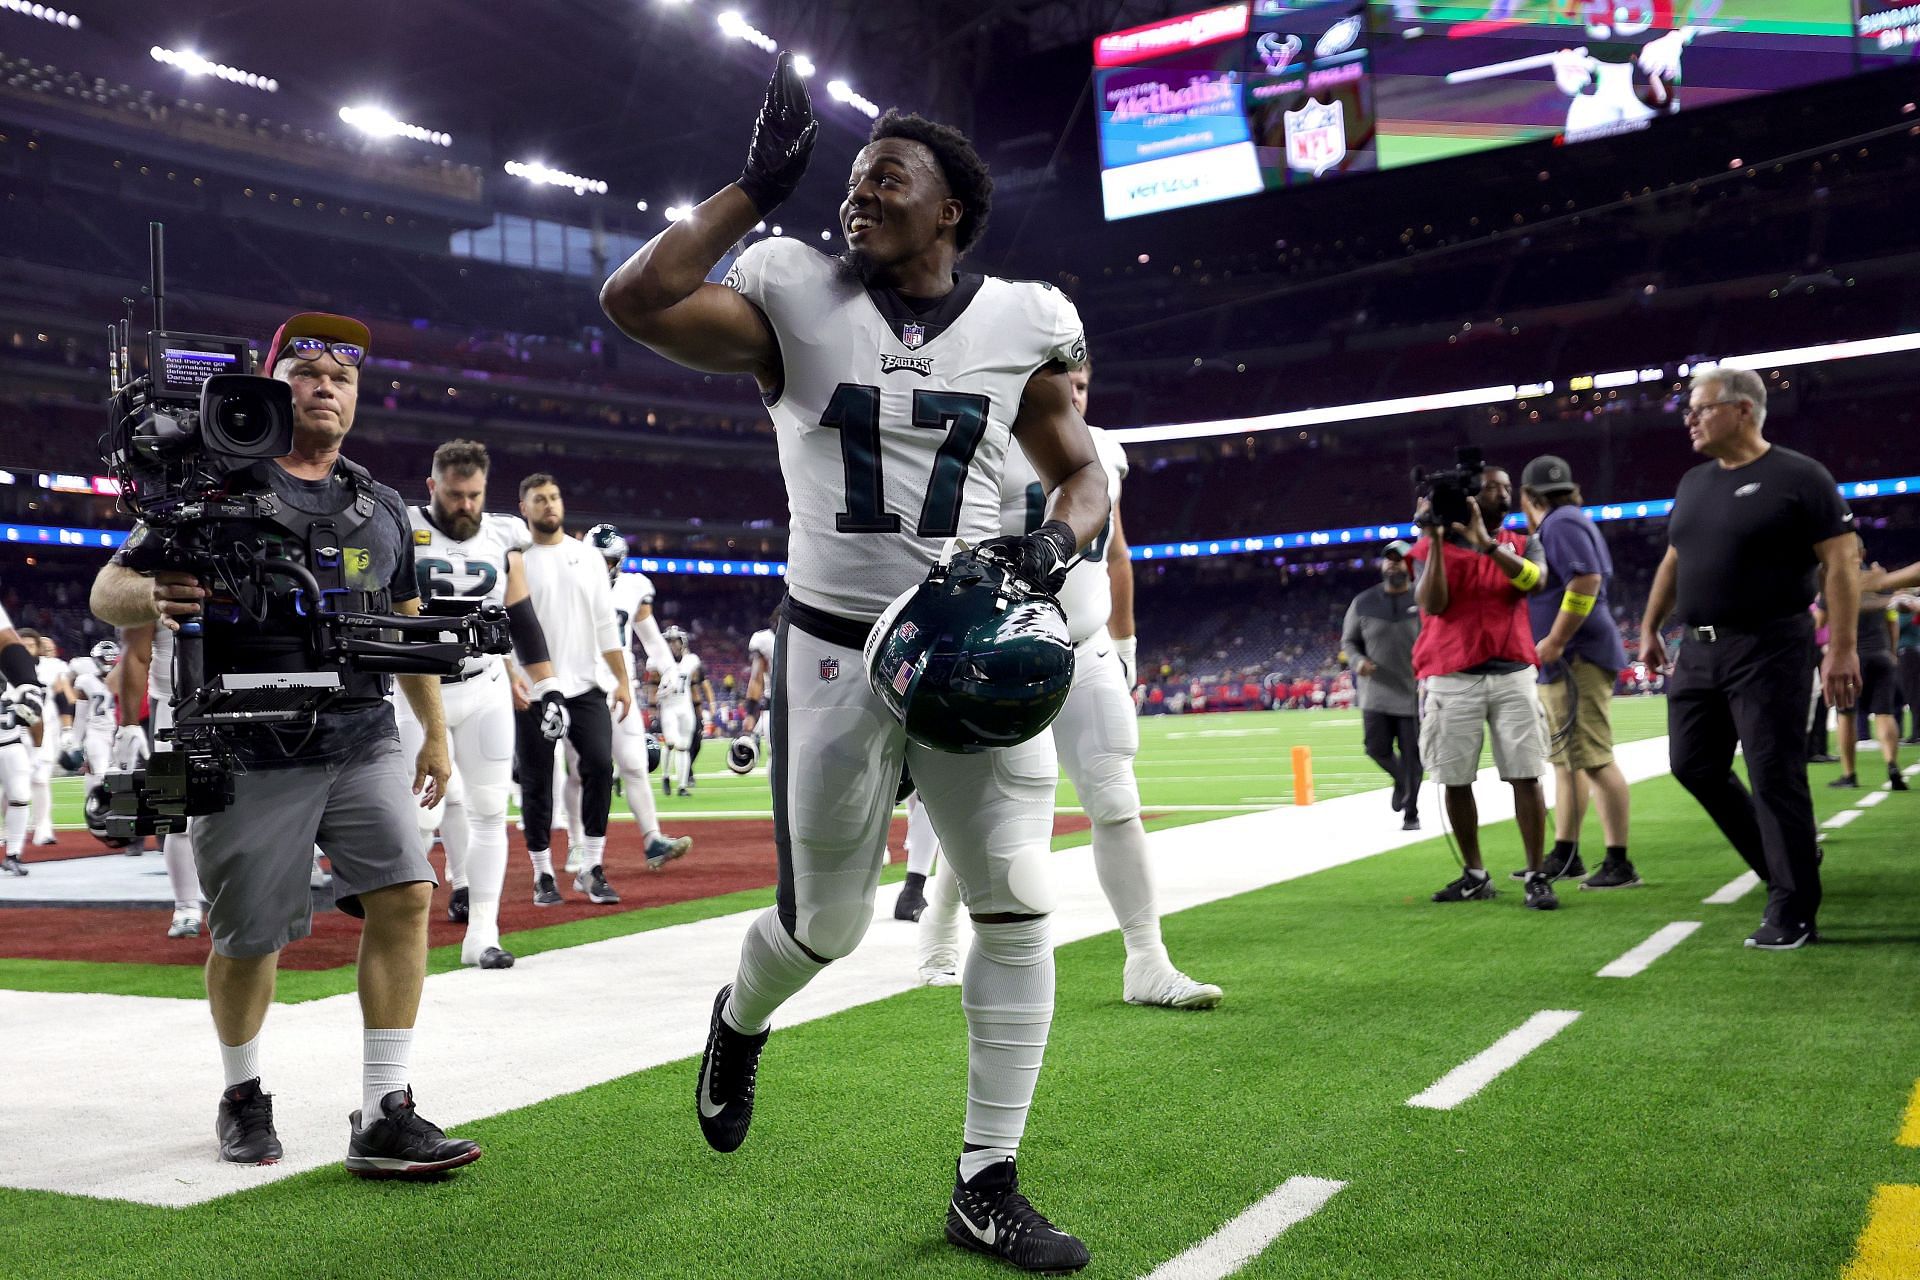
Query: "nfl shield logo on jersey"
1284 97 1346 177
900 322 926 349
819 657 840 682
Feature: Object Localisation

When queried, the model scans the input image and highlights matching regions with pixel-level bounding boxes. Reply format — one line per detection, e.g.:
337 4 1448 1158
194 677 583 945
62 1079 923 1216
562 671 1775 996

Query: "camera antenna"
148 221 166 332
106 324 120 393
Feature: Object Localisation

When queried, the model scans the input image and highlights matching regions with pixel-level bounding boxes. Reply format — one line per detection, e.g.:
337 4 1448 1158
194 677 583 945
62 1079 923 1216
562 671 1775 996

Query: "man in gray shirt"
1342 541 1423 829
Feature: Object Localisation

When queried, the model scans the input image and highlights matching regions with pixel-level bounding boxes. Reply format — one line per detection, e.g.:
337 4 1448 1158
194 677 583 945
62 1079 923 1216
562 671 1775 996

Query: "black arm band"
505 598 552 667
1 641 37 688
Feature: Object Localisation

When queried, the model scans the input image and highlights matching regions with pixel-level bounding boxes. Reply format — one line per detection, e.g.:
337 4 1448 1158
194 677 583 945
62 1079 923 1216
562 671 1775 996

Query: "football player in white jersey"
0 609 48 874
21 632 66 846
915 360 1222 1009
68 640 120 829
117 623 208 934
650 626 712 797
743 614 776 744
564 525 692 872
601 54 1107 1273
399 440 571 969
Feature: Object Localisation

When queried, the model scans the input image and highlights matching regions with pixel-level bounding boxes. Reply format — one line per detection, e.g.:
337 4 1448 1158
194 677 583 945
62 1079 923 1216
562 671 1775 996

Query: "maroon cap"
264 311 371 369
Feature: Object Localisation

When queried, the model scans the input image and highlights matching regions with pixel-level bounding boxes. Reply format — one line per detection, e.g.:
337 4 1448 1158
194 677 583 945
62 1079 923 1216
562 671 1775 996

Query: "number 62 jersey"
408 507 531 677
724 237 1086 623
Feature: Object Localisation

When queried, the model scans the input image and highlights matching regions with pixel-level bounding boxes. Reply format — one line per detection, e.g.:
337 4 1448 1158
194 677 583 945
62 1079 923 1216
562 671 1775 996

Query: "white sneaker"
563 848 584 875
918 947 961 987
1123 960 1223 1010
167 908 202 939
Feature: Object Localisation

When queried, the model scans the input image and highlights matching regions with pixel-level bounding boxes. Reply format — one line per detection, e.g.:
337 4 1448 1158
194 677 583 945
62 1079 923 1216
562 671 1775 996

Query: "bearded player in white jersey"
602 54 1107 1273
400 439 570 970
914 361 1222 1008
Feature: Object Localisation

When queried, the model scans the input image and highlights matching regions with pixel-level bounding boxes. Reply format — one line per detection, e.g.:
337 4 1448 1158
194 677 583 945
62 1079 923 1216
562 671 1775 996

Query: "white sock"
461 801 509 960
917 858 966 960
30 775 52 839
4 802 27 857
442 797 471 890
622 738 660 835
529 848 554 879
905 797 939 878
961 917 1054 1150
1466 867 1490 880
219 1032 263 1089
163 831 202 910
959 1147 1017 1183
1092 818 1169 974
726 909 826 1035
584 834 606 869
564 764 585 850
361 1028 413 1122
677 748 692 791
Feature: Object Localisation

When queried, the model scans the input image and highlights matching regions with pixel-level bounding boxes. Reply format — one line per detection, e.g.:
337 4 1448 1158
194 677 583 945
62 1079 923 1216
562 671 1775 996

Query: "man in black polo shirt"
1640 367 1859 950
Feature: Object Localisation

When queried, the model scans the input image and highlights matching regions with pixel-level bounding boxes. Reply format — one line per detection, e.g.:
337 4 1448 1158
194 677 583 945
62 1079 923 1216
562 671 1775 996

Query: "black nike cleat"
946 1157 1090 1273
216 1078 283 1165
894 872 927 922
1523 872 1560 911
696 984 768 1153
1 853 26 876
477 947 515 970
447 886 469 923
1432 871 1496 902
576 865 620 905
345 1088 480 1179
532 872 563 907
1745 921 1818 950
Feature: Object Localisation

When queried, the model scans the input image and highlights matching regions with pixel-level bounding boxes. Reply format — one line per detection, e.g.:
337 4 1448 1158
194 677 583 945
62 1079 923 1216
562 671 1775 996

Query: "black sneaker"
1401 815 1421 831
1433 871 1496 902
946 1157 1090 1274
532 872 563 906
1827 774 1859 789
894 873 927 922
575 865 620 905
446 886 469 924
1524 873 1560 911
1580 858 1642 890
1513 851 1585 881
345 1088 481 1179
696 984 769 1153
1 853 26 876
1890 771 1911 792
477 947 515 970
1745 921 1818 950
1808 753 1840 763
216 1078 283 1165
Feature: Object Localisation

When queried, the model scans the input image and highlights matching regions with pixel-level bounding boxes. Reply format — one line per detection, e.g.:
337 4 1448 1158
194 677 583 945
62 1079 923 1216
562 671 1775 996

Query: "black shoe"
1433 871 1496 902
575 865 620 905
1827 774 1859 789
345 1088 480 1179
946 1157 1090 1274
663 775 673 798
477 947 515 969
1389 779 1407 813
0 853 25 876
1745 921 1818 950
216 1078 283 1165
1524 873 1560 911
894 873 927 922
1580 858 1642 890
696 984 769 1153
1808 753 1840 763
1890 771 1911 792
1401 814 1421 831
446 886 469 924
532 872 563 906
1514 851 1585 881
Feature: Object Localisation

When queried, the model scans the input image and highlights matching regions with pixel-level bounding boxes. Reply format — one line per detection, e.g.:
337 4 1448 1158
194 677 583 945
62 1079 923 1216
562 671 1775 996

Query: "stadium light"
504 159 609 196
150 45 277 92
716 9 777 52
826 78 881 118
2 0 80 28
793 54 816 77
338 105 451 147
635 200 649 212
664 205 690 222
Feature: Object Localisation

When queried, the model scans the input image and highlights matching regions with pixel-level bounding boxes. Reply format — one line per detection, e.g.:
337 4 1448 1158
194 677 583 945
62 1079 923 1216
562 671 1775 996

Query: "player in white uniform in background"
743 615 776 749
116 623 207 934
67 640 120 835
600 57 1110 1271
915 359 1222 1010
563 526 692 873
400 440 571 969
21 632 66 847
0 609 49 875
650 626 711 797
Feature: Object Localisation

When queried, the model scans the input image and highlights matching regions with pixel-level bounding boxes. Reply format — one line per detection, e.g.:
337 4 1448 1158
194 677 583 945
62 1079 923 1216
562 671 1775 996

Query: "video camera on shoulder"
1412 446 1486 532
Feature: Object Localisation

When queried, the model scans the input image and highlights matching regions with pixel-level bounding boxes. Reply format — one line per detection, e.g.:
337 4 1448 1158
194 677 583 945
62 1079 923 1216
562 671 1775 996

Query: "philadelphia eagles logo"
880 353 933 377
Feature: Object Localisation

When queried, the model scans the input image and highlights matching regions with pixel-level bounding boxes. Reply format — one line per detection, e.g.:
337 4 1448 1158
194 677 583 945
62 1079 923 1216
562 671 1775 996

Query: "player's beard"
532 513 563 536
837 244 883 285
433 502 482 541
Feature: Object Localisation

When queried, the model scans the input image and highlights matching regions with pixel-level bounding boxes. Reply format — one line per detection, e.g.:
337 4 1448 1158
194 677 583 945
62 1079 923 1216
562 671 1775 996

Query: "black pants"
1363 709 1422 818
1668 616 1821 930
515 691 614 852
1897 650 1920 739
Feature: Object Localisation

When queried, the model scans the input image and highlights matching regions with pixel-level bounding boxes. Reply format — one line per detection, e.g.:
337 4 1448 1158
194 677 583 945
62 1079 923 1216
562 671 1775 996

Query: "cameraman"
88 313 480 1177
1408 464 1558 910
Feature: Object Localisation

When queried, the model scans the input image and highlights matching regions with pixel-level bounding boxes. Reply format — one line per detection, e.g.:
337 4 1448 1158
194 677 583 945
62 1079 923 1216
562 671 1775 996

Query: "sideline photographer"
1407 459 1558 910
90 313 480 1176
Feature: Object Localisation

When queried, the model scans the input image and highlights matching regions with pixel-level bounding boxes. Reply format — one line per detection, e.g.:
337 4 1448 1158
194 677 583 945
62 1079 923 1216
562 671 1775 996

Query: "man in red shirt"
1407 465 1557 910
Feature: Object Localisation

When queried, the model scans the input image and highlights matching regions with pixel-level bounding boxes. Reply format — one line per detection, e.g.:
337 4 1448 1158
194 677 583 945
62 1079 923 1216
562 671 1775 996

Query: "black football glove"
531 677 570 742
978 520 1079 597
738 50 818 217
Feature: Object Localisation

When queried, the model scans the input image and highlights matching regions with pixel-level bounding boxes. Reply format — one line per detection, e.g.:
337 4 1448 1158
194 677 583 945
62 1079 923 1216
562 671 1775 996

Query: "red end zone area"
1 814 1097 969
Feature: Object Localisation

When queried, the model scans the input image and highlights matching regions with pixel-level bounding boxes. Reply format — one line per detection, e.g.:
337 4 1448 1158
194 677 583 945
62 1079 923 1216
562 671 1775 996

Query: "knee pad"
464 783 510 824
998 847 1060 917
796 898 875 961
969 915 1050 966
1075 756 1141 826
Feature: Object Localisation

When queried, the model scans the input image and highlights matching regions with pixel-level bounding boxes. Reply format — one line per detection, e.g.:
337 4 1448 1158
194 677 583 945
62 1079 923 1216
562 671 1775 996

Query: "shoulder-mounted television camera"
1412 446 1486 533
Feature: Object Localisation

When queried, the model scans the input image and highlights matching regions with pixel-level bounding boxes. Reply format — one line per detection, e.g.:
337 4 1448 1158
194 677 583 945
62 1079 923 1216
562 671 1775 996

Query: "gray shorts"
193 734 436 958
1419 668 1549 786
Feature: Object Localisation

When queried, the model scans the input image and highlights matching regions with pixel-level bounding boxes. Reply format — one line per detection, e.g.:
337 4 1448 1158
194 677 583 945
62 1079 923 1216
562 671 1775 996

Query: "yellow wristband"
1506 558 1542 592
1562 590 1597 617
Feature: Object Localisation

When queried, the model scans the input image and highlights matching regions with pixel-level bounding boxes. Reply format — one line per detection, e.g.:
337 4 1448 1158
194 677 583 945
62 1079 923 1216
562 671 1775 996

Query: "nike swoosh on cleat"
697 1052 726 1120
954 1204 998 1247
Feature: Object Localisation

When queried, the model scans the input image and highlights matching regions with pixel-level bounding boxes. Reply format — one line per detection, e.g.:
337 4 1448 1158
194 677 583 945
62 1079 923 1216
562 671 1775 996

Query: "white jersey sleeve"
998 426 1126 644
724 237 1089 622
748 628 776 668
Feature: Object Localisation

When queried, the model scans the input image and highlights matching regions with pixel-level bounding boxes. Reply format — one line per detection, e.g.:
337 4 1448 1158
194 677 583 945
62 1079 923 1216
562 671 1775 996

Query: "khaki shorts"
1539 658 1617 771
1419 668 1548 786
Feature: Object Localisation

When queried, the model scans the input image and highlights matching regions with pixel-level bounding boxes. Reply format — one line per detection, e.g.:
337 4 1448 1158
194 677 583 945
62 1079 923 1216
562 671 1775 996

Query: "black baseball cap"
1381 539 1413 558
1521 454 1577 495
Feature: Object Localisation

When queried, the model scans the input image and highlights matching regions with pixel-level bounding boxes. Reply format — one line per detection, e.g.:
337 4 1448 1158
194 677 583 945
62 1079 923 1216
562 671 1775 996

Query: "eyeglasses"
1682 399 1743 423
278 336 366 367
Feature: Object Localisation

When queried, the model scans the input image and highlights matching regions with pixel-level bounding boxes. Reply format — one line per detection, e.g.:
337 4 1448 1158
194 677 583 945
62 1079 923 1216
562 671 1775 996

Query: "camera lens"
211 391 272 448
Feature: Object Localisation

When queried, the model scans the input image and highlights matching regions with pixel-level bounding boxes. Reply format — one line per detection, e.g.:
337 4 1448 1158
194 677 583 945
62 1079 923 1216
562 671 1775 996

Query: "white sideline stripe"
1596 921 1701 978
1907 763 1920 777
1822 809 1863 830
1141 1176 1346 1280
1703 871 1761 905
1406 1010 1583 1110
1857 789 1888 808
0 737 1672 1207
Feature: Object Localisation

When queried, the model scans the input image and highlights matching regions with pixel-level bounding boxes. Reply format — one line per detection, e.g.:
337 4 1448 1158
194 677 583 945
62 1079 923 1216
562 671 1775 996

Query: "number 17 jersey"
724 238 1086 623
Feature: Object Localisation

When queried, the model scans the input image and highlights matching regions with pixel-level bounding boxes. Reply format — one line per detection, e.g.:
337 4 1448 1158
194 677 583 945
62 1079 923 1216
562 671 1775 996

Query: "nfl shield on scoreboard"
1284 98 1346 177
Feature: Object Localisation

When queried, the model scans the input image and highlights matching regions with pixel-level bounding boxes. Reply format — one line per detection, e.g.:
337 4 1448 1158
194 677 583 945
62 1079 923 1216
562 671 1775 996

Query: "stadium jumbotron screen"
1094 0 1862 219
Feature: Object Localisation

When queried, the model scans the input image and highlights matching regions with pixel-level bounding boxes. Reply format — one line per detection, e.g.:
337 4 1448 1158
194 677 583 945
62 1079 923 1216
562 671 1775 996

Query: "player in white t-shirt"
599 57 1108 1270
649 626 712 797
914 362 1222 1009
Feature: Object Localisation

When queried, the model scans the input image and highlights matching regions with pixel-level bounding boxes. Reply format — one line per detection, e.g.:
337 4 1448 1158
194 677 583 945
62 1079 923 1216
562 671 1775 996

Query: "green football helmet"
864 544 1075 754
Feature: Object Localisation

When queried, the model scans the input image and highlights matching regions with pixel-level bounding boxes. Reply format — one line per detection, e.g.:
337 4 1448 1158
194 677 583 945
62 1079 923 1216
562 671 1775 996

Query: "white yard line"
1703 871 1761 905
0 738 1672 1207
1596 922 1701 978
1822 809 1864 830
1406 1010 1584 1110
1140 1176 1346 1280
1857 790 1888 808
